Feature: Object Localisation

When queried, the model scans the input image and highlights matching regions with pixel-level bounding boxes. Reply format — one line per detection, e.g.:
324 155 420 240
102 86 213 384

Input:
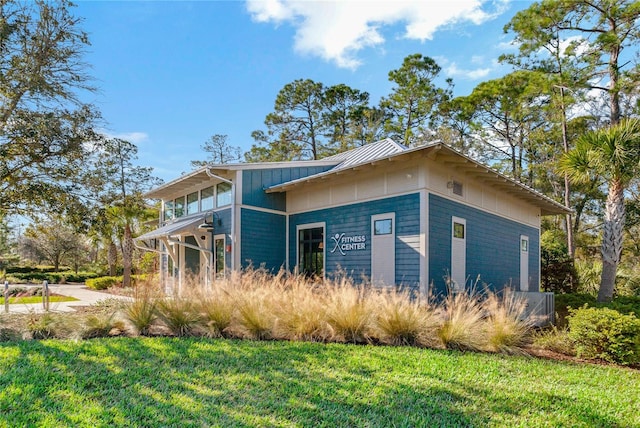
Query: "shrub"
531 326 575 356
26 313 78 339
0 327 21 342
437 291 485 351
156 296 202 337
567 306 640 365
233 286 276 340
324 279 371 344
482 290 532 353
371 289 438 347
86 276 120 290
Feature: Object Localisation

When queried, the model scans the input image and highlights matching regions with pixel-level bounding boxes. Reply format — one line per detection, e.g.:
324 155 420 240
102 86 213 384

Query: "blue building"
136 139 569 304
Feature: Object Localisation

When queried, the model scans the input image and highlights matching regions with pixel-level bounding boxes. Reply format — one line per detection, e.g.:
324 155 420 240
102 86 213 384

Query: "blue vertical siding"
241 208 287 272
242 166 335 211
428 194 539 296
288 193 421 290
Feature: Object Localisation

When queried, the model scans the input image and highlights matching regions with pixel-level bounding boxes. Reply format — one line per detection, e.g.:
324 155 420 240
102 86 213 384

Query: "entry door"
371 213 395 286
451 217 466 292
214 234 225 278
520 235 529 291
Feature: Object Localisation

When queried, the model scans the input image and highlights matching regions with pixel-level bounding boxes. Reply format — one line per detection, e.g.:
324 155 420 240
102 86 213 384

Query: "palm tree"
560 118 640 302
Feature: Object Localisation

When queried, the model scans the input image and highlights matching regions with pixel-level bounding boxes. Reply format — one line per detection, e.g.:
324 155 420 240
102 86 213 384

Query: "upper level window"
174 196 185 218
164 200 174 221
374 219 393 235
186 192 198 215
201 186 214 211
216 182 232 207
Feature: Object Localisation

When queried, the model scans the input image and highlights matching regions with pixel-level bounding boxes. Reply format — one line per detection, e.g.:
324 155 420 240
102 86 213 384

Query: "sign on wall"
330 233 366 256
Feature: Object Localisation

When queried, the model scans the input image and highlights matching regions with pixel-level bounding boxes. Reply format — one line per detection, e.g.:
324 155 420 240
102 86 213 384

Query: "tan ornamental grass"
482 289 532 354
324 277 372 344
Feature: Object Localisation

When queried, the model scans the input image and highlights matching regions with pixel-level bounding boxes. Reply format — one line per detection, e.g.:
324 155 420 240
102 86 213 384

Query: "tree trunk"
122 223 133 288
108 241 117 277
598 179 625 302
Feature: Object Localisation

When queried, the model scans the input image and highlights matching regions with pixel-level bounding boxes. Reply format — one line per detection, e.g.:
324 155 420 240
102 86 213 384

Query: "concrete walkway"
2 284 133 315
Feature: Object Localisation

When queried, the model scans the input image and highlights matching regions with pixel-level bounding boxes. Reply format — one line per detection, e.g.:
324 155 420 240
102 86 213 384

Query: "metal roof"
322 138 407 170
135 214 207 241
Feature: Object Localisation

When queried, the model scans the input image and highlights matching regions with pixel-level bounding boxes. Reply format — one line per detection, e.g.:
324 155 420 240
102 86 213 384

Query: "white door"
520 235 529 291
451 217 466 292
371 213 395 286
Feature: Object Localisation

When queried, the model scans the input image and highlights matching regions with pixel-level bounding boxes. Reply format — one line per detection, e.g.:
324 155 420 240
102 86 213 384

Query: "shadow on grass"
0 338 636 427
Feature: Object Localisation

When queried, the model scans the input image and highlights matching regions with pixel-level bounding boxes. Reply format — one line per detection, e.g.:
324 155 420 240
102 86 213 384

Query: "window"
521 238 528 252
215 236 225 277
216 182 232 207
164 200 174 221
201 186 214 211
186 192 198 215
374 219 393 235
298 226 324 277
174 197 185 218
453 221 465 239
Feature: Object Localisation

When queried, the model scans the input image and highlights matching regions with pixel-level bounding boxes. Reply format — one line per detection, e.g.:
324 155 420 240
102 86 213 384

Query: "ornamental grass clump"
123 283 158 336
371 288 439 347
230 269 277 340
197 284 235 338
482 289 532 353
324 278 371 344
273 275 327 342
156 295 203 337
437 291 485 351
81 312 126 339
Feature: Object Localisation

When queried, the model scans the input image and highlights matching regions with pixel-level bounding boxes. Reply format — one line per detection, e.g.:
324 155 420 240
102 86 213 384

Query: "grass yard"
0 338 637 427
0 295 78 305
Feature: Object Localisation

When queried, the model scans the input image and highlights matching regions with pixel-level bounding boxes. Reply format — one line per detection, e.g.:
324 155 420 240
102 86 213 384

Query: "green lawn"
0 338 637 427
0 296 78 305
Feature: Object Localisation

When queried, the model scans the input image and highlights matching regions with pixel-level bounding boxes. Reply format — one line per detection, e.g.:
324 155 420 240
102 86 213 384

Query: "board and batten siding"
428 193 539 297
240 208 286 272
242 166 334 211
288 193 421 290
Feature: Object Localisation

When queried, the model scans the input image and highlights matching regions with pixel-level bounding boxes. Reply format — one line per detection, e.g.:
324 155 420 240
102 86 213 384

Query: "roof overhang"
266 143 571 216
135 214 209 242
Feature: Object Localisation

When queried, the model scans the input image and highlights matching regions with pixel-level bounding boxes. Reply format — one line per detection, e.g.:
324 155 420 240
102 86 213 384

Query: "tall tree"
20 216 89 271
504 0 640 126
88 138 161 288
453 71 547 182
190 134 242 168
380 54 452 146
560 118 640 302
321 84 370 152
0 0 98 214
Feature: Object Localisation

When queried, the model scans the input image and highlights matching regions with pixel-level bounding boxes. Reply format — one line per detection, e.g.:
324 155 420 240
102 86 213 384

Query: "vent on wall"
452 180 463 196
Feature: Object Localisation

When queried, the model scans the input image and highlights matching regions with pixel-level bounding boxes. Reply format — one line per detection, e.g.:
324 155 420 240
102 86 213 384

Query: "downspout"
206 169 236 272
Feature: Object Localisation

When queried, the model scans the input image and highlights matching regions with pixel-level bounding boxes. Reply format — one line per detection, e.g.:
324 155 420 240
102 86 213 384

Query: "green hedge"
568 306 640 365
9 271 99 284
86 274 151 290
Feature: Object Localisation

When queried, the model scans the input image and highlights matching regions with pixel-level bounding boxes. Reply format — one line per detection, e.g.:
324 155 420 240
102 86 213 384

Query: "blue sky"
75 0 531 182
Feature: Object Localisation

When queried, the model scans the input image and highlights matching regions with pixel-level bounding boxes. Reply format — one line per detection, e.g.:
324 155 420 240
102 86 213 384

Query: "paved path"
2 284 132 315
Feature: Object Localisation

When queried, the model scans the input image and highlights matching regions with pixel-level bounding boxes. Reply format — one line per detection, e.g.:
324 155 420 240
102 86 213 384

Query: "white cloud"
100 130 150 144
246 0 509 69
445 63 492 80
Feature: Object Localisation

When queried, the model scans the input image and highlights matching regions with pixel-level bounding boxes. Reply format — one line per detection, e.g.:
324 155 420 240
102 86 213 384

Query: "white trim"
238 204 287 216
451 216 466 292
233 170 242 270
285 214 290 271
371 212 396 286
214 234 226 280
420 189 428 297
295 222 326 278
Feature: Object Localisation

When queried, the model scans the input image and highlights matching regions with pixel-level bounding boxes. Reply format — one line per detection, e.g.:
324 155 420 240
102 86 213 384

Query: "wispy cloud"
246 0 511 69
